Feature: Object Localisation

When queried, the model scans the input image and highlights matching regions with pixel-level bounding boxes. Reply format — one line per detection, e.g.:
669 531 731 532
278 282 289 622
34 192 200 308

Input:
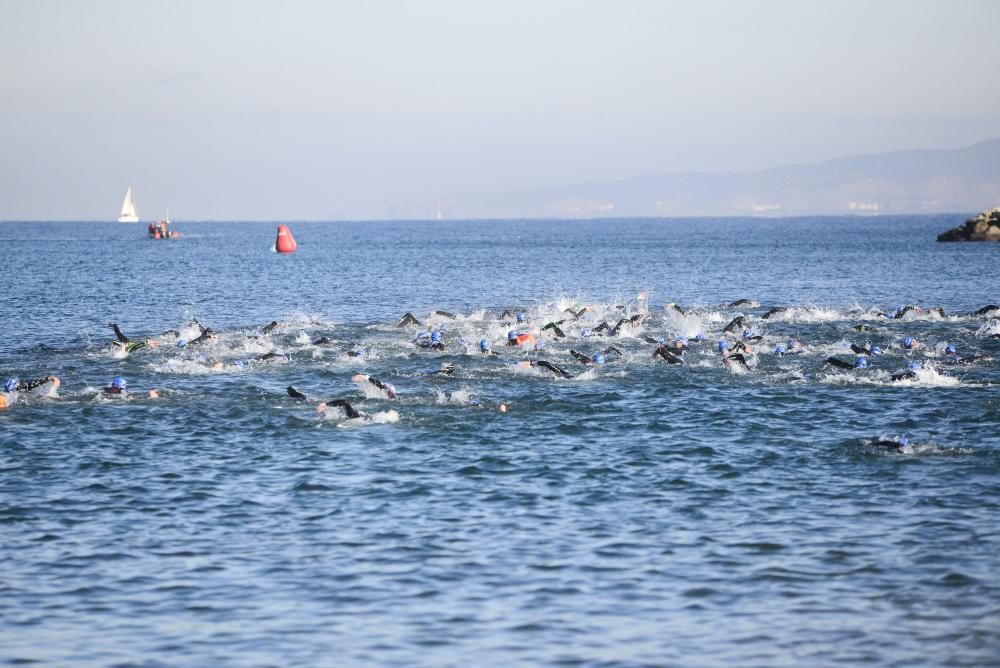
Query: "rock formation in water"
937 207 1000 241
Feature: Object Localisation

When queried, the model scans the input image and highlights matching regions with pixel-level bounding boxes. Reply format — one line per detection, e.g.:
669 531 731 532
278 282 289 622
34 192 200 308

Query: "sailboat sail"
118 187 139 223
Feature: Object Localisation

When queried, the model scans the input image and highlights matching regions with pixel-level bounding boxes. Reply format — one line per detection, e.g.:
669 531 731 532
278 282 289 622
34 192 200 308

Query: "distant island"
389 138 1000 219
937 207 1000 241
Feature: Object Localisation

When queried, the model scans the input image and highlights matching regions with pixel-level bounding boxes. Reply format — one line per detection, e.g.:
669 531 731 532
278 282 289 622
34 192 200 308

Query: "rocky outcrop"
937 207 1000 241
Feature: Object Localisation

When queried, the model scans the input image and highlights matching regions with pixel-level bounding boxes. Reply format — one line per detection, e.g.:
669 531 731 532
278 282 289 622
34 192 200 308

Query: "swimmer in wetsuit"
723 316 747 334
762 307 787 319
479 338 500 355
652 345 684 364
397 312 421 327
108 322 159 352
823 356 868 370
541 321 567 338
352 374 397 399
287 387 363 418
873 436 911 452
729 299 760 308
415 330 445 351
849 343 882 356
512 359 573 378
4 375 60 395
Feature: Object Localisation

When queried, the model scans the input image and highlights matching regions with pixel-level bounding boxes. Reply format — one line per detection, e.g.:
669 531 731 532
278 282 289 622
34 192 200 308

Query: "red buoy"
275 224 297 253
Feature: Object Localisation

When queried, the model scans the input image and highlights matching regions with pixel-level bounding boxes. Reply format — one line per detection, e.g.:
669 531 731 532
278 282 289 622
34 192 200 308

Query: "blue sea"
1 216 998 667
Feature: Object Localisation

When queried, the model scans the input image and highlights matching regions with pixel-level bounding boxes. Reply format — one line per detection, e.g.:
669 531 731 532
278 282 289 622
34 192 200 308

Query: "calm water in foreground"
1 216 998 667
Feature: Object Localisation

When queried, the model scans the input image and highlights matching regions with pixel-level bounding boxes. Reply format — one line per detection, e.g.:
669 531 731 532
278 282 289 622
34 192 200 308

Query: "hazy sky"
2 0 999 219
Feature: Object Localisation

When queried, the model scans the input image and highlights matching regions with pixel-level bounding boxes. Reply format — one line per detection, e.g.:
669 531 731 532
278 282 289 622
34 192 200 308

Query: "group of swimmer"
4 300 998 444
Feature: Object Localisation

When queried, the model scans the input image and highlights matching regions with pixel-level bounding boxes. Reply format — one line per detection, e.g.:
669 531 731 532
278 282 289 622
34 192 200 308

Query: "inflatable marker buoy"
275 224 297 254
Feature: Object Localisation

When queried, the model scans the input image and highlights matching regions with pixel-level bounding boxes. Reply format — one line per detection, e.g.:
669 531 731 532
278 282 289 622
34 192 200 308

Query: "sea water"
1 216 998 666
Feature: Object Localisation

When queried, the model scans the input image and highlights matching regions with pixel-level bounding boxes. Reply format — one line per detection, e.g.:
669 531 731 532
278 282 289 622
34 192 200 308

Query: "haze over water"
1 216 998 666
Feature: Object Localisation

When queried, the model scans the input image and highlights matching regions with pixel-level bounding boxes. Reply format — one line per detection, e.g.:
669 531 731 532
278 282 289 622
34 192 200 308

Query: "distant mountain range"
390 138 1000 219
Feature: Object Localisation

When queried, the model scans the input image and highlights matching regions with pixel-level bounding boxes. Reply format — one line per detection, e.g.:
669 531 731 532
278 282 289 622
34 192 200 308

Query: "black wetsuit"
187 327 215 347
665 303 686 316
542 321 567 338
569 349 595 365
823 357 855 370
108 322 149 352
366 376 396 398
8 377 52 393
531 360 573 378
723 316 747 334
850 344 876 356
653 346 684 365
261 321 279 335
725 353 751 368
287 387 362 418
416 340 445 351
312 336 334 345
729 299 758 308
431 310 456 319
874 439 907 452
397 313 421 327
973 304 999 316
762 307 787 319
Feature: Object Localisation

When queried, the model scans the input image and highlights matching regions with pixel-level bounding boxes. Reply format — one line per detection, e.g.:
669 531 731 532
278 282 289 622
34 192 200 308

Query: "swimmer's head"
592 352 606 364
4 377 18 392
675 336 688 347
430 331 441 343
870 345 882 356
479 338 491 352
695 332 705 342
898 436 910 446
581 328 592 337
718 340 728 352
742 329 751 339
903 336 914 349
232 360 245 368
176 339 186 348
945 343 956 354
508 330 518 341
774 345 785 356
111 375 127 389
516 311 526 323
787 339 797 349
383 382 396 398
353 348 365 358
854 357 868 369
908 361 920 372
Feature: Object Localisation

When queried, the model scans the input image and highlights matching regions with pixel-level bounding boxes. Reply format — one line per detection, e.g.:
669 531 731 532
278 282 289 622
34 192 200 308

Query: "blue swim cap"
508 330 518 341
353 348 365 358
870 345 882 356
233 360 245 368
592 352 606 364
176 339 186 348
676 336 688 346
431 331 441 343
416 331 430 339
4 377 18 392
111 375 127 389
899 437 910 446
581 328 592 337
695 332 705 341
516 311 526 322
718 340 728 352
787 339 797 348
774 345 785 355
855 357 868 369
945 343 956 354
903 336 914 349
536 341 545 351
908 361 920 372
742 329 752 339
656 335 665 344
480 338 491 352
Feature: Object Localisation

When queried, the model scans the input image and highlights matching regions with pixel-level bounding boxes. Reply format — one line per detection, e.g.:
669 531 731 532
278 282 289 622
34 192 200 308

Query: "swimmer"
972 304 999 317
729 299 760 308
850 343 882 356
102 375 128 396
723 316 747 334
424 363 456 376
431 310 457 320
568 349 612 365
762 307 787 319
179 322 216 348
652 345 684 364
397 312 421 327
312 336 334 345
287 387 363 418
479 338 500 356
852 324 873 332
541 321 567 338
943 344 992 365
665 303 686 316
5 375 60 395
415 330 445 351
107 322 159 353
873 435 911 452
352 374 397 399
260 320 280 335
741 328 763 343
564 305 591 320
507 330 536 348
891 362 921 382
514 359 573 378
823 356 868 370
892 305 924 319
901 336 920 351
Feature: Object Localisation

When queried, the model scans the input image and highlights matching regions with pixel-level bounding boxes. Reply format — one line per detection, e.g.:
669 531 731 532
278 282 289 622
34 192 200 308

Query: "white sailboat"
118 187 139 223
